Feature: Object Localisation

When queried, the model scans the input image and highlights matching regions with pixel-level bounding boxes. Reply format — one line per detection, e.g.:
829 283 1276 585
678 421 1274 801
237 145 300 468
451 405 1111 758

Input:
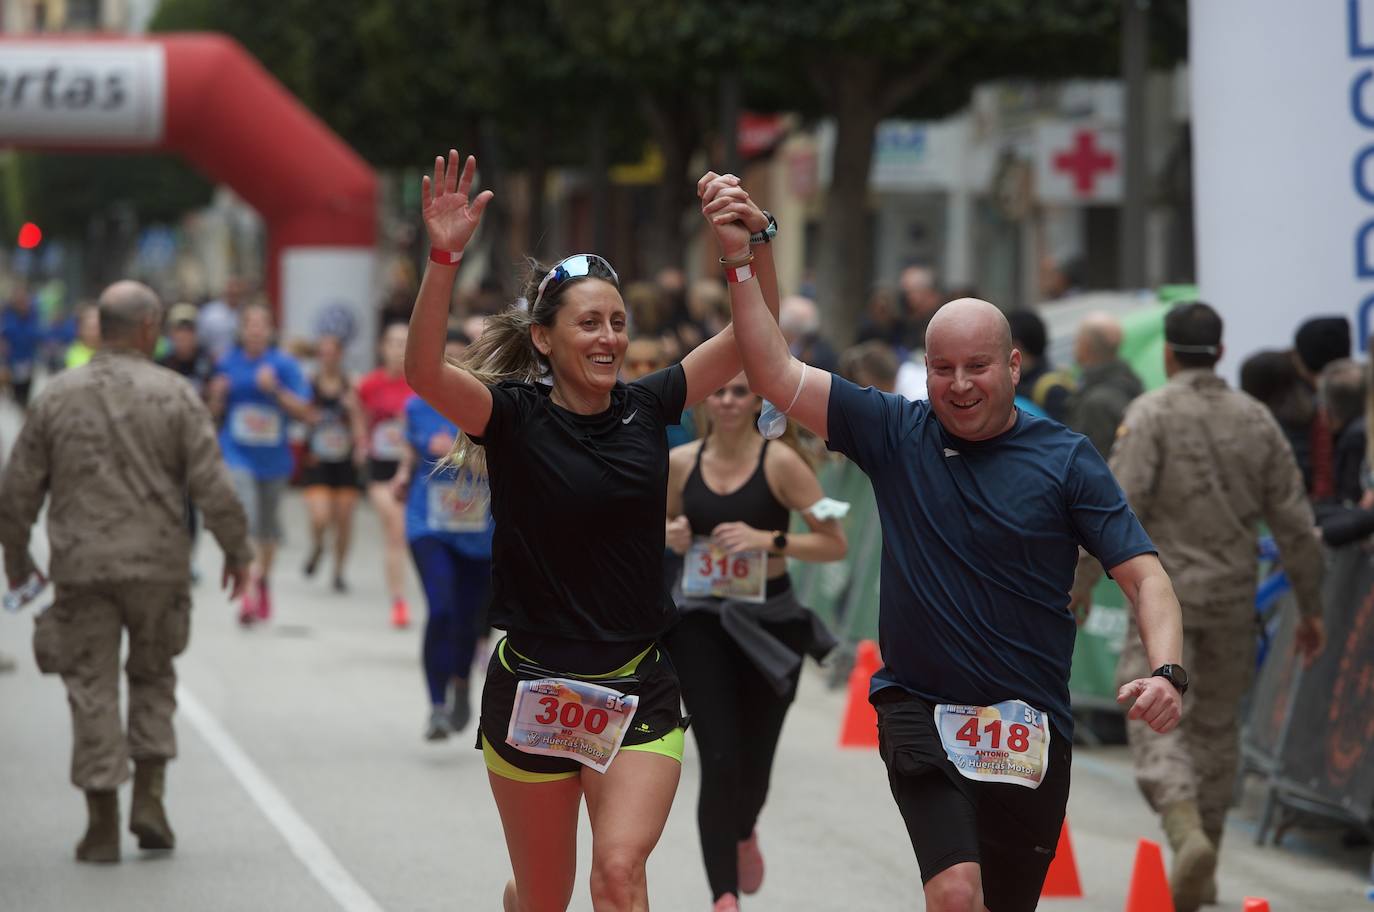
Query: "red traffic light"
17 222 42 249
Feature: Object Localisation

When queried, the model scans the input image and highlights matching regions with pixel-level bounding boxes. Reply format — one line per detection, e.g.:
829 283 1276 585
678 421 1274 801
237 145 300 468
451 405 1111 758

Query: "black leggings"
665 609 811 900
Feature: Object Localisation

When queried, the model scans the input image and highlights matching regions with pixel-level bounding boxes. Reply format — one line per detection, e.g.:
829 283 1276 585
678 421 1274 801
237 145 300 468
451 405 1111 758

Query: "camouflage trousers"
1117 618 1256 838
49 582 191 791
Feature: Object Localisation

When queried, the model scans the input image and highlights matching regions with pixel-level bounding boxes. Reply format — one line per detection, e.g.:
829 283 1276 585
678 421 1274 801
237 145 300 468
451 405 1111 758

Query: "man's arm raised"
723 259 831 441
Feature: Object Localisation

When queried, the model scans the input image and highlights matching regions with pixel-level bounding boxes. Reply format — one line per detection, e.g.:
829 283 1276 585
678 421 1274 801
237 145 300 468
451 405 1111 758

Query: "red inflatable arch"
0 32 377 350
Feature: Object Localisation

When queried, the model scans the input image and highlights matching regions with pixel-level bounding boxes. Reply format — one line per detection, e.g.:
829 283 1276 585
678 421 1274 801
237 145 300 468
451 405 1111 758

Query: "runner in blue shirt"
207 303 311 625
707 173 1190 912
1 288 45 410
394 330 495 742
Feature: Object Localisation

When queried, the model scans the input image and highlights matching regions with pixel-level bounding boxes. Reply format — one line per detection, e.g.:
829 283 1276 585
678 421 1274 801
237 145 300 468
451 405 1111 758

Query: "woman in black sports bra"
664 374 847 912
299 332 366 593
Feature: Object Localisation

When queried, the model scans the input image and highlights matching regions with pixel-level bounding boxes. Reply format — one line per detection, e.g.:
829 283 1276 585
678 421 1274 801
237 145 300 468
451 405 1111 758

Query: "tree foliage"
45 0 1189 304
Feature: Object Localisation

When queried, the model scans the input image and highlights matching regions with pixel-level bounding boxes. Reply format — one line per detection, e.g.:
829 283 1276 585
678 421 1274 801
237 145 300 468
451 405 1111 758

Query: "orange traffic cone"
838 640 881 748
1242 899 1270 912
1040 818 1083 897
1123 838 1174 912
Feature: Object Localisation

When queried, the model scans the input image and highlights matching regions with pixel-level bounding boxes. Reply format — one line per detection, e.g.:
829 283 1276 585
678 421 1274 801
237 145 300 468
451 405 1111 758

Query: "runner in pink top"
358 322 415 628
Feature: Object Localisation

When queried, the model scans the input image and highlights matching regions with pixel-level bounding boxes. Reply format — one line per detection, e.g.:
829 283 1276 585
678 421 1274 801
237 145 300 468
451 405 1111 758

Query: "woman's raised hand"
697 171 753 257
422 150 494 253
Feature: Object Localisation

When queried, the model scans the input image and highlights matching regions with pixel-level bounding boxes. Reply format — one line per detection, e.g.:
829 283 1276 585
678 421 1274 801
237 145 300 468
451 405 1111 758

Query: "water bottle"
757 398 786 439
3 573 47 613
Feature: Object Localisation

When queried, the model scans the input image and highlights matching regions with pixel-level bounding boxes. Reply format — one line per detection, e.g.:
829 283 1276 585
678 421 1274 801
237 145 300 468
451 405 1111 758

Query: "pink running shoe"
255 580 271 621
238 583 259 626
737 830 764 895
711 893 740 912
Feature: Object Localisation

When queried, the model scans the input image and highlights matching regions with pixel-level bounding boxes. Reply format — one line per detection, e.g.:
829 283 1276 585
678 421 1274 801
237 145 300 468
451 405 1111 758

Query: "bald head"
98 280 162 349
923 298 1020 441
1074 311 1123 367
925 298 1013 360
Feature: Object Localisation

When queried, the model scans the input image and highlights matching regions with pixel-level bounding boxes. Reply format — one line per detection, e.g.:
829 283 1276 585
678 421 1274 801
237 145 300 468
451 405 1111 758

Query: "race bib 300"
934 699 1052 789
506 677 639 774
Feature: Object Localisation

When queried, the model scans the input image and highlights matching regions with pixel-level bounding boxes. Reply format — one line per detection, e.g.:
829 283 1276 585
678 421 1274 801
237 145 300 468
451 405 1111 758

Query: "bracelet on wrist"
724 261 756 284
720 251 755 269
429 247 463 266
749 210 778 246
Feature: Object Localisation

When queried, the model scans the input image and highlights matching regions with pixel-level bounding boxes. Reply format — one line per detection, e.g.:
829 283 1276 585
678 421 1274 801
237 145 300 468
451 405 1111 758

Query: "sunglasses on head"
533 254 620 310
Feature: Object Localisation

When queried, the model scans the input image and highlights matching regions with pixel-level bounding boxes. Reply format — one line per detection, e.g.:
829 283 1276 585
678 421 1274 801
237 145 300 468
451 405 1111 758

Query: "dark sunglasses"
533 254 620 309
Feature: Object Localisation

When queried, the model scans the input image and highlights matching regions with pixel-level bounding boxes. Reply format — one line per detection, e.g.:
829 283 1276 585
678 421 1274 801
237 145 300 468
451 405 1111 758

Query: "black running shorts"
874 687 1071 912
477 637 687 777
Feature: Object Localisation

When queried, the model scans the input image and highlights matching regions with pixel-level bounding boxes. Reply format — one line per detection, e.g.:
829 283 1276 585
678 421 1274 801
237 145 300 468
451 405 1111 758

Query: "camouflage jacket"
0 348 252 584
1085 368 1323 626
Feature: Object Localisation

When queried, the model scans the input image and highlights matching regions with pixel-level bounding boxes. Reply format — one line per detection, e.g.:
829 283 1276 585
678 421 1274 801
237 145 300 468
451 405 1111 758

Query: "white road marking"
178 686 387 912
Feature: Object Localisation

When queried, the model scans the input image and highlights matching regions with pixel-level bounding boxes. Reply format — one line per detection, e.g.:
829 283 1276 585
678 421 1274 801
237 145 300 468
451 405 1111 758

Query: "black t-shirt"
472 365 688 643
158 346 216 397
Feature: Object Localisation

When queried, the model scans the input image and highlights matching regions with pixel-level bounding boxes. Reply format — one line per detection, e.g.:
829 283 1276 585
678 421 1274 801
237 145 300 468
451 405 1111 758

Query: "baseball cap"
167 303 198 328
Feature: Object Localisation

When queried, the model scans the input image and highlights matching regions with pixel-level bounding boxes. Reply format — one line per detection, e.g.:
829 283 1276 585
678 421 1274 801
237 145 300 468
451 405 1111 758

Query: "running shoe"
238 585 259 627
448 680 472 733
737 830 764 895
424 706 452 742
256 580 272 621
712 894 740 912
302 545 322 578
390 598 410 629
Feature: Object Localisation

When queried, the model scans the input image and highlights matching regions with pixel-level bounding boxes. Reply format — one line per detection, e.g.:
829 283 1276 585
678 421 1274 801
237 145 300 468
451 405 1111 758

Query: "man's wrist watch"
749 210 778 246
1151 664 1190 695
771 530 788 554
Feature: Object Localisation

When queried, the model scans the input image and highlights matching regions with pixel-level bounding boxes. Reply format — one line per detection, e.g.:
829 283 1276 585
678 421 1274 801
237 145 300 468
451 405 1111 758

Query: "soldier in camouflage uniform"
1071 302 1326 912
0 281 253 864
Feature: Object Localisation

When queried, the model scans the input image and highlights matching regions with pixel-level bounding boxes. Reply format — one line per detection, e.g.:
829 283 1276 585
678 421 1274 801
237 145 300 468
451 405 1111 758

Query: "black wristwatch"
771 530 788 554
1152 664 1190 695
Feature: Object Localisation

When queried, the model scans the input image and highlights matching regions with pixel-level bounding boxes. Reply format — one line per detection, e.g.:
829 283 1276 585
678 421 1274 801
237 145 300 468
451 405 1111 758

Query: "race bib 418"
933 699 1051 789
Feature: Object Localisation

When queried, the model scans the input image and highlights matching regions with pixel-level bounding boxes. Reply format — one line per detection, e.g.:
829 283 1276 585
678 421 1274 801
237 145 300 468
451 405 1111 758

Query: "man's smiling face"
924 298 1021 442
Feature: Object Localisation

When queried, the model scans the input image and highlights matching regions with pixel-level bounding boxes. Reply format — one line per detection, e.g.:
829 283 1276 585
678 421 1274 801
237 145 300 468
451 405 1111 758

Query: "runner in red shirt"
358 322 415 627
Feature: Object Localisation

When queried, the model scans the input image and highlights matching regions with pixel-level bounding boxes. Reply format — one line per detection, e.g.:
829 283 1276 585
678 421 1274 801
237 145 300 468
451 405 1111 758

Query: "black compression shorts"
874 687 1071 912
301 460 362 490
477 636 686 777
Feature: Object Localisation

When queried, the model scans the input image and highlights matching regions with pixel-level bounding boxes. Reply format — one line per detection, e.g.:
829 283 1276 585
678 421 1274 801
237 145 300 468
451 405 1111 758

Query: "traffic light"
17 222 42 249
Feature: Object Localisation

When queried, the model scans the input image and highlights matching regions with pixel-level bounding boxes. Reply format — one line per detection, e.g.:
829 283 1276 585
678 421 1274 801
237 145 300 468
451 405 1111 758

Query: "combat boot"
75 790 120 863
1162 800 1216 912
130 759 175 850
1199 822 1224 904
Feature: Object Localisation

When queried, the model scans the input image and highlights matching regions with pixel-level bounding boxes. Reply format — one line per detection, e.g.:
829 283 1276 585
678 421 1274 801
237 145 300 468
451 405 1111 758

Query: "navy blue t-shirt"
826 377 1155 739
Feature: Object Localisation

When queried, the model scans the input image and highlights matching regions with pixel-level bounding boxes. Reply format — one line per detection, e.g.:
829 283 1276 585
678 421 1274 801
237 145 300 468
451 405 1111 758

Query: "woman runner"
358 322 415 628
393 327 493 741
667 375 846 912
300 332 367 593
405 150 770 912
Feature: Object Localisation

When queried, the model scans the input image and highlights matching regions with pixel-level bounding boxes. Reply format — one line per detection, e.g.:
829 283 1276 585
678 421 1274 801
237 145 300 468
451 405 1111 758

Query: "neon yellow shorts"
481 728 685 783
